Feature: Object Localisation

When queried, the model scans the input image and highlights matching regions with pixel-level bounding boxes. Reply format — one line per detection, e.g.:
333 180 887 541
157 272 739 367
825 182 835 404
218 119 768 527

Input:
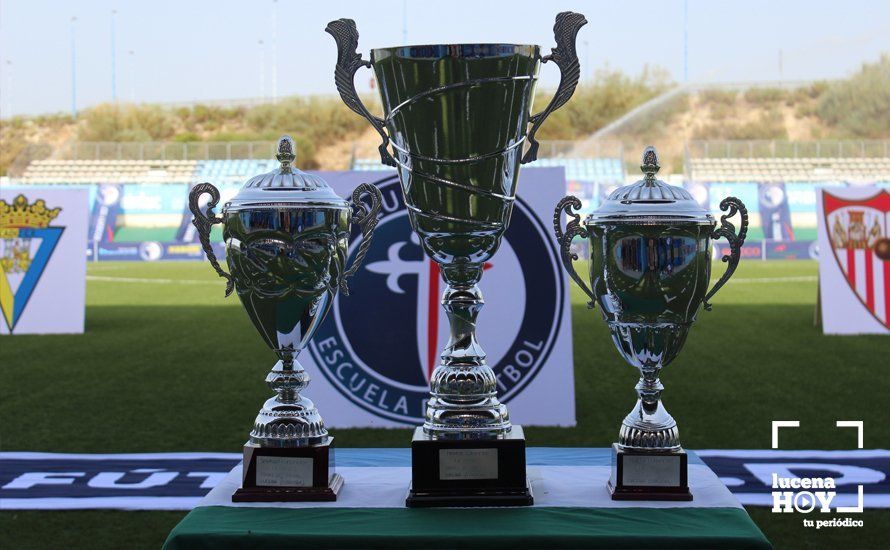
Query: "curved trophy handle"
188 183 234 297
340 183 383 296
522 11 588 164
553 196 595 308
703 197 749 311
325 18 396 168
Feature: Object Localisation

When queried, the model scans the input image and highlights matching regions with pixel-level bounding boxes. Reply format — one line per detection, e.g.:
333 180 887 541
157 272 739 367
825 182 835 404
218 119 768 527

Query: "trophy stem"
618 372 680 451
249 357 330 447
423 267 511 437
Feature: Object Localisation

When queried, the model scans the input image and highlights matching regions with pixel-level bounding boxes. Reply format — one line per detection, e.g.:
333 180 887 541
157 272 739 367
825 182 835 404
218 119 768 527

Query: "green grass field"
2 260 889 548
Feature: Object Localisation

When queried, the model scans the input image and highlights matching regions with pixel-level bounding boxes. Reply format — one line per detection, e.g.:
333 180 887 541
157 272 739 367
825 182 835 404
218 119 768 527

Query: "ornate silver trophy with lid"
554 146 748 500
189 135 382 502
328 11 587 507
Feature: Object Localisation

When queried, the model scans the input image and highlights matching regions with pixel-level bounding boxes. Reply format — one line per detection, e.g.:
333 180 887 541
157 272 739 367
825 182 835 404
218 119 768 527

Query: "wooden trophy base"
406 426 533 508
232 438 343 502
608 443 693 501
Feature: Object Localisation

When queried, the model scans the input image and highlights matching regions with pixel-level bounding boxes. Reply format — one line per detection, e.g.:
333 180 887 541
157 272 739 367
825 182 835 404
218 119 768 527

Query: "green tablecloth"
165 506 769 549
163 448 770 549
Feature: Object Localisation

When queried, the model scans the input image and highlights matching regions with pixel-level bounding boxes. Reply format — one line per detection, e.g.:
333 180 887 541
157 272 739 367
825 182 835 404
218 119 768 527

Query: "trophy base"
232 474 343 502
405 425 533 508
608 443 692 501
233 438 342 502
406 479 533 508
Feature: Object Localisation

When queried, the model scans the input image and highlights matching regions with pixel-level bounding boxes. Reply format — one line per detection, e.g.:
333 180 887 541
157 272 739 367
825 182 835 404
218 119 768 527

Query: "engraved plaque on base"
406 426 533 508
256 456 314 487
233 439 343 502
439 448 499 481
608 443 692 501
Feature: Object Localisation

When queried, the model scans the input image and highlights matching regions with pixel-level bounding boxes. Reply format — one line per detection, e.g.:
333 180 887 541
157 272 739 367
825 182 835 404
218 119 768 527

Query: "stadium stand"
688 156 890 183
528 157 625 182
21 160 198 184
195 159 279 183
10 140 885 255
352 157 626 182
18 159 279 185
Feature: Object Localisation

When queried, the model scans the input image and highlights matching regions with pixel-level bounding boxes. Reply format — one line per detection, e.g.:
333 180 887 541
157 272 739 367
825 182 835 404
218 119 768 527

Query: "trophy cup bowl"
327 11 587 507
189 135 382 501
554 146 748 500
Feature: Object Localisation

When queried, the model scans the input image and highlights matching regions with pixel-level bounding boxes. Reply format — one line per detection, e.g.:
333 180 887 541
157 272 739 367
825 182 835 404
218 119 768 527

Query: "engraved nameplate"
255 456 313 487
622 454 681 487
439 448 499 481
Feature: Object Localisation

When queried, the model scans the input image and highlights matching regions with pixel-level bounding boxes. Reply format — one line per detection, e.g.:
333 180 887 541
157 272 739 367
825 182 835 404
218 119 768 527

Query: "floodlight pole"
3 60 11 118
583 40 589 81
111 9 118 102
128 50 136 102
271 0 278 101
259 39 266 100
402 0 407 43
71 16 78 118
778 49 784 83
683 0 688 83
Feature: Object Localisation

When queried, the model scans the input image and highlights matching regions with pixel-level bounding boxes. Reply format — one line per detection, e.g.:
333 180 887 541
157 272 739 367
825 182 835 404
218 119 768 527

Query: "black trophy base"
406 425 533 508
232 474 343 502
406 479 533 508
608 443 692 501
233 438 342 502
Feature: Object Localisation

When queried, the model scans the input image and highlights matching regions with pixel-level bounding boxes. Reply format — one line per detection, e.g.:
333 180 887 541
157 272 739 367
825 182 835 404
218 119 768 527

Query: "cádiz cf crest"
0 194 65 333
823 189 890 329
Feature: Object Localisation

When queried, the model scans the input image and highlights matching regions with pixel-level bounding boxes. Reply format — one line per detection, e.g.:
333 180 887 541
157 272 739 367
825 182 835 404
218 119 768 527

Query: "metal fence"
8 141 281 177
10 138 890 178
687 139 890 159
347 139 625 166
58 141 280 161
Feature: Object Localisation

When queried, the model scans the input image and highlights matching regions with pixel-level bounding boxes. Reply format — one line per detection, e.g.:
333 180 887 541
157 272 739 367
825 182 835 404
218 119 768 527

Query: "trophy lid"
226 135 347 209
586 146 714 225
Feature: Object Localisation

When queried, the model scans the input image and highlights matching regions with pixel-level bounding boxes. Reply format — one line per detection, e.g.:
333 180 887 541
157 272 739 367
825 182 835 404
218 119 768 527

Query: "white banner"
300 168 576 428
0 187 88 335
817 187 889 334
3 450 888 510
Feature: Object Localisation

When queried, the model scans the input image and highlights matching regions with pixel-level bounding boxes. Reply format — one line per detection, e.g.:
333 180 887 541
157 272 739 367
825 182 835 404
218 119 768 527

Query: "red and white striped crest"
823 189 890 329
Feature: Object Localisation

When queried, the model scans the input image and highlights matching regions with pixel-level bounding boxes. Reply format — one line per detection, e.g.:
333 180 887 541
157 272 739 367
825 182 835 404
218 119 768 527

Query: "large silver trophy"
189 135 382 502
327 12 587 507
554 147 748 500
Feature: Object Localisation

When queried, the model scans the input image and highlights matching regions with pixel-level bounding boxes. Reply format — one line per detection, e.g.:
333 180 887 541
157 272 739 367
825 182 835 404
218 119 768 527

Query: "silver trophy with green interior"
189 135 382 502
554 147 748 500
327 11 587 507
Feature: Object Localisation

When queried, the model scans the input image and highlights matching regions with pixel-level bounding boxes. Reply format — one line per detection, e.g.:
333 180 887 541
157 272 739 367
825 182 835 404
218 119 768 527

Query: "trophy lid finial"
230 133 345 206
277 135 296 173
585 145 712 224
641 146 660 183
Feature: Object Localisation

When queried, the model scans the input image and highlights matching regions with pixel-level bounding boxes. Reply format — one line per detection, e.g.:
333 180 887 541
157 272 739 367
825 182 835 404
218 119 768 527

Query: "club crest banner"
3 450 888 510
817 186 890 334
0 188 88 335
299 168 576 428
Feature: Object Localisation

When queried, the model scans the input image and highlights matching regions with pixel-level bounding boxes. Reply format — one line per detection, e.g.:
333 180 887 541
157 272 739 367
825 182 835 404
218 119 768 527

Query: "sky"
0 0 888 117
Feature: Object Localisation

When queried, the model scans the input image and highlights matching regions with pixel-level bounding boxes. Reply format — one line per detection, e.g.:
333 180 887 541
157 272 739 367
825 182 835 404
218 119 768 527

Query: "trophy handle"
553 195 595 308
325 18 396 168
340 183 383 296
703 197 749 311
188 182 234 297
522 11 588 164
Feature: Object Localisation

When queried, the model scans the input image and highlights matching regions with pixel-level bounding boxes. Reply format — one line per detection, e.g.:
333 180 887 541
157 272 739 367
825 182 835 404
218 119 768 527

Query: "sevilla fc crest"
823 189 890 328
